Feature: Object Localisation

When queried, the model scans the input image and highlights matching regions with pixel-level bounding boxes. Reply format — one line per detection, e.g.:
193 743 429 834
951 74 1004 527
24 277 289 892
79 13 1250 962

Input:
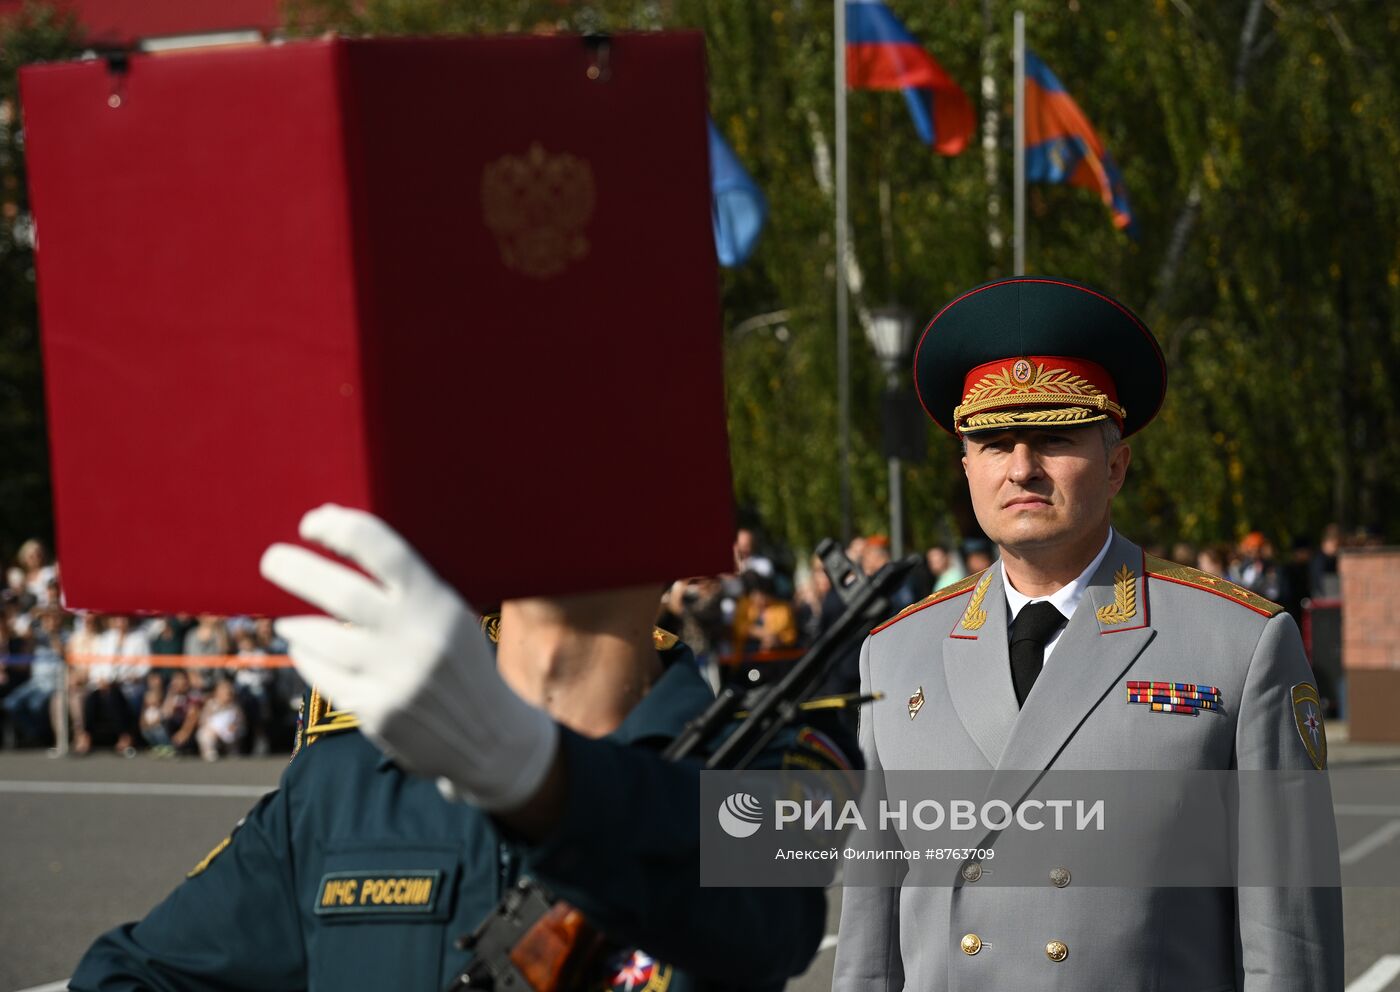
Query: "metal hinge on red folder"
103 51 129 108
583 33 611 82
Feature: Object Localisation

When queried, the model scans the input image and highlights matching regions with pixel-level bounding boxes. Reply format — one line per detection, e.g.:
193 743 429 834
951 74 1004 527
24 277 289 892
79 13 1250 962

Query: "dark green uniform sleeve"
517 718 855 987
69 787 307 992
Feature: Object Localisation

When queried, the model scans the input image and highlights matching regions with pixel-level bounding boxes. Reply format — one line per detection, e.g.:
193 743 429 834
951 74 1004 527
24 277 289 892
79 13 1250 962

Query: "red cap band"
956 355 1124 433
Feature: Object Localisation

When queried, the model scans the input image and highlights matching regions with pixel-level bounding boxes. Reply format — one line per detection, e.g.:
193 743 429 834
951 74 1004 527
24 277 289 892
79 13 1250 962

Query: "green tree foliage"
0 3 79 559
3 0 1398 560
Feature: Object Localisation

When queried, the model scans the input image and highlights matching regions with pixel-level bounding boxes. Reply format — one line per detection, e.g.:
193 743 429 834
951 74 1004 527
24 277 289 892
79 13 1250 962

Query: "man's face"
961 426 1129 558
862 546 891 576
733 529 754 566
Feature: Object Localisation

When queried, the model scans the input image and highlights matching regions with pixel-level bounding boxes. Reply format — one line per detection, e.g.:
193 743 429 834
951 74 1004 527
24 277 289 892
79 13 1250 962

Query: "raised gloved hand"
259 504 558 811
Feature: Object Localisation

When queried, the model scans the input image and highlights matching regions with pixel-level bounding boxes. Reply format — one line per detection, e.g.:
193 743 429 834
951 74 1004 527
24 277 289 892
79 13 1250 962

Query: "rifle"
446 540 917 990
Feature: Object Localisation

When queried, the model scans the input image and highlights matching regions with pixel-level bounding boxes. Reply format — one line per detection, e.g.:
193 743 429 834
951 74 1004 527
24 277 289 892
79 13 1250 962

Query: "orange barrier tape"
66 654 295 669
67 649 808 669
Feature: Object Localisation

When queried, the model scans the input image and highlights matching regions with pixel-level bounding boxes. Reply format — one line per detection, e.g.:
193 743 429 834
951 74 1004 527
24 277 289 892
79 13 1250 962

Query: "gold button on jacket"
1046 940 1069 962
960 934 983 956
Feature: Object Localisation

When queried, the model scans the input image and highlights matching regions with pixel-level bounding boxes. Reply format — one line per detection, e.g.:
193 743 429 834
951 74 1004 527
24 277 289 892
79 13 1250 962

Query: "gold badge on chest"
908 685 925 720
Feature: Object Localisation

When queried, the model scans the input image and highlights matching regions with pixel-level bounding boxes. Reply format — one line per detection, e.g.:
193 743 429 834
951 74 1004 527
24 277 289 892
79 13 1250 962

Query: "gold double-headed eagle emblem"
481 142 595 279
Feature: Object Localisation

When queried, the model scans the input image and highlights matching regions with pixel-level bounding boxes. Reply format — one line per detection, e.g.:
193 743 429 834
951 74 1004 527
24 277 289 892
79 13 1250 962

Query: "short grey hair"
1099 420 1122 453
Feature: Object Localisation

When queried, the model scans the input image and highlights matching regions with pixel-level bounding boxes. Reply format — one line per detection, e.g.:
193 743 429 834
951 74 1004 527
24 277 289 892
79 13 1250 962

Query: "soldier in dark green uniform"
72 506 854 991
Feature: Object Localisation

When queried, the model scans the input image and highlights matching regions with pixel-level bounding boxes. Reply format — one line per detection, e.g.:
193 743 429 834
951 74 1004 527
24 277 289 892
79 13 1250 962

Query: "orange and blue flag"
1024 50 1136 234
845 0 973 157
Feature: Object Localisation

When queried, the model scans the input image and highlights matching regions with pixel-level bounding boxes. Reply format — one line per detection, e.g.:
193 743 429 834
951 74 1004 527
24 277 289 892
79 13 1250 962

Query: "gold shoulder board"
871 568 990 636
1144 554 1285 618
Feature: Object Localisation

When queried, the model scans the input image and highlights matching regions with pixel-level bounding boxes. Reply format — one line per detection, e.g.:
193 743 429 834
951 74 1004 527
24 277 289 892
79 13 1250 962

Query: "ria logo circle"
718 793 764 838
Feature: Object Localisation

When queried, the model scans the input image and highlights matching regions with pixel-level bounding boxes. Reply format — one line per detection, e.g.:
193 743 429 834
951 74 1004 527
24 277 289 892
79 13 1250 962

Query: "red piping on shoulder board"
870 572 985 636
1146 570 1278 618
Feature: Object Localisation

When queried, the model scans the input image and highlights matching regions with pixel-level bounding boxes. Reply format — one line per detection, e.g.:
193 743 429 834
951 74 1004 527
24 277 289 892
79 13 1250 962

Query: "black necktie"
1010 601 1066 707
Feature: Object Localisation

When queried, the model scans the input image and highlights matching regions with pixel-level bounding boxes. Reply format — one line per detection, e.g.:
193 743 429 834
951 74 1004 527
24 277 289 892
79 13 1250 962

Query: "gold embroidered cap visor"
913 277 1167 438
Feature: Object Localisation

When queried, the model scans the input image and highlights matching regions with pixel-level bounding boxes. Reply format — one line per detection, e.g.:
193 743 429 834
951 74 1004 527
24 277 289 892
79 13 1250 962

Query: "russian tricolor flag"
845 0 974 157
1024 51 1136 233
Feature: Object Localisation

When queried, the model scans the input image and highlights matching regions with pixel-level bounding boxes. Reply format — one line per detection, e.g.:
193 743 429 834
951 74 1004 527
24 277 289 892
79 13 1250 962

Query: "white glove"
259 504 558 811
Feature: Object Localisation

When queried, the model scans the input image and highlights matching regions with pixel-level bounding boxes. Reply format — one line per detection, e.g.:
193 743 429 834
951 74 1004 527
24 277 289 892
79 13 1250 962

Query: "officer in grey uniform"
832 277 1343 991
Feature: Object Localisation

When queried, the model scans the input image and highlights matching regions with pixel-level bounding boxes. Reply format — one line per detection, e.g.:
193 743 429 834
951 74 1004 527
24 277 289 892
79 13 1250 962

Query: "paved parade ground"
2 734 1398 992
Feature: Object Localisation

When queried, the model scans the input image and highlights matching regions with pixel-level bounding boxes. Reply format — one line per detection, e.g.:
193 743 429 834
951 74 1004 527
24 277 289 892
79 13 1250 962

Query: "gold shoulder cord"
300 687 359 747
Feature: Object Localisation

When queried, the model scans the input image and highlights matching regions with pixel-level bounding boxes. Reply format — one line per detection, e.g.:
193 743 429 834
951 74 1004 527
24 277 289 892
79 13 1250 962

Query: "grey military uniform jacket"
832 531 1343 992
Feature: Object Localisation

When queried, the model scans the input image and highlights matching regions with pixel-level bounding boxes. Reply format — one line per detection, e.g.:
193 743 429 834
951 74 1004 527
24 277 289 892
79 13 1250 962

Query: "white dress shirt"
1002 529 1114 665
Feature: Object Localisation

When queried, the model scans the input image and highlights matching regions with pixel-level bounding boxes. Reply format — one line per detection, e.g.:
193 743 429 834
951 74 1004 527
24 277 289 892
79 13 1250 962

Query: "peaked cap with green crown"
913 277 1167 437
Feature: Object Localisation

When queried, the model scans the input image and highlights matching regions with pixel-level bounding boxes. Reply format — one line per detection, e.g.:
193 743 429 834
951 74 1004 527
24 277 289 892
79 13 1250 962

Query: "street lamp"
865 306 918 559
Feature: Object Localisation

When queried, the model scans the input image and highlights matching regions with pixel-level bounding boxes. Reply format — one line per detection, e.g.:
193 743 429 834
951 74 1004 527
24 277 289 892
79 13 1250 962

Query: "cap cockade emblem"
954 362 1127 433
482 143 596 279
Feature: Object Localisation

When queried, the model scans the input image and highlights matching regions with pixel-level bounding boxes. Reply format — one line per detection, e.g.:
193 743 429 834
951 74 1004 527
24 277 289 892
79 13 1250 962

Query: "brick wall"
1340 548 1400 742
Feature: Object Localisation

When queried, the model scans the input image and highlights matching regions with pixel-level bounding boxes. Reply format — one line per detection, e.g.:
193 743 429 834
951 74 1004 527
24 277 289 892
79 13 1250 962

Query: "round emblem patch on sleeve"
1290 683 1327 770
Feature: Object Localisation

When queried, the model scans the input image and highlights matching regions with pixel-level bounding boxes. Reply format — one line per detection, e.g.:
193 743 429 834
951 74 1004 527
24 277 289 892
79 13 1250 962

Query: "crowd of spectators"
1162 523 1351 621
0 523 1371 755
657 523 1365 708
0 539 304 758
658 527 988 697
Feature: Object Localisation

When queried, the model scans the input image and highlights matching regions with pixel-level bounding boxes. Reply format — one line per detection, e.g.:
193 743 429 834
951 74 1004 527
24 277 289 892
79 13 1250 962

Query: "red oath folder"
21 34 734 615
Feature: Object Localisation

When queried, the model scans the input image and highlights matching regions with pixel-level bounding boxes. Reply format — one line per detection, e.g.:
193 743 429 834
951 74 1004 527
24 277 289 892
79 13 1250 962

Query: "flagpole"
835 0 853 543
1012 9 1026 276
980 0 1003 257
